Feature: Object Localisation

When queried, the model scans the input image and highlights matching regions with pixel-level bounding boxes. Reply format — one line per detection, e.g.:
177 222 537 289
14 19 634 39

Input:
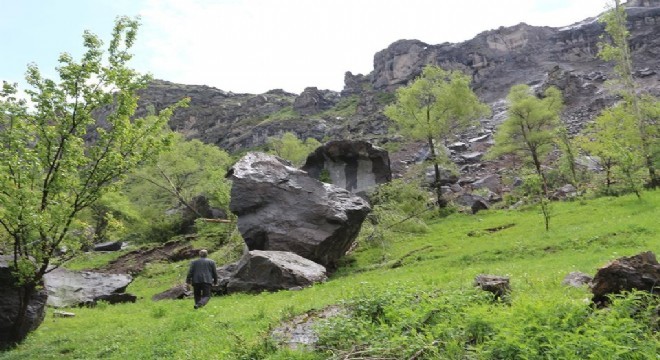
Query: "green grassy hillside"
2 191 659 359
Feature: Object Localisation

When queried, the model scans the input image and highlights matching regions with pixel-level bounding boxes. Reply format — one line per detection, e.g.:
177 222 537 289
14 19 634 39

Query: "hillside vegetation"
2 190 658 360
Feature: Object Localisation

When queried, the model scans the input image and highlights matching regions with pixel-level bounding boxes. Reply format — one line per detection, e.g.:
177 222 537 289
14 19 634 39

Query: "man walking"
186 249 218 309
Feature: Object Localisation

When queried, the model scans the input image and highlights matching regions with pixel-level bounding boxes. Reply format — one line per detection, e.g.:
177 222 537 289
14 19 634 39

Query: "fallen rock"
228 152 371 268
44 267 134 308
474 274 510 299
448 142 469 152
53 311 76 318
455 193 490 214
152 284 192 301
220 250 327 294
425 166 459 186
302 140 391 196
93 241 122 252
0 255 48 347
591 251 660 305
550 184 579 200
471 174 502 193
458 152 484 164
562 271 593 287
271 305 344 350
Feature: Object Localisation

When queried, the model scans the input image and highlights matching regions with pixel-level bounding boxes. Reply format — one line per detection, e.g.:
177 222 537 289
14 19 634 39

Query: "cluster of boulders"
216 152 371 294
474 251 660 306
153 144 384 300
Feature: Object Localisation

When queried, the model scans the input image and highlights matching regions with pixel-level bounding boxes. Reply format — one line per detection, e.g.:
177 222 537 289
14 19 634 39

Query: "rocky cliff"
134 2 659 154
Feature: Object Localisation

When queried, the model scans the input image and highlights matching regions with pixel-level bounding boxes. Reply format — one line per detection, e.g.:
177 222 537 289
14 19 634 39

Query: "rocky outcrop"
302 140 391 196
44 268 134 307
110 5 658 164
293 87 340 115
217 251 327 294
0 256 48 347
228 152 371 269
591 251 660 305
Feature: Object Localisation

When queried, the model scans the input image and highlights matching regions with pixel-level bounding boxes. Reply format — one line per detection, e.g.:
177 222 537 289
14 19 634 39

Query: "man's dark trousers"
193 283 212 308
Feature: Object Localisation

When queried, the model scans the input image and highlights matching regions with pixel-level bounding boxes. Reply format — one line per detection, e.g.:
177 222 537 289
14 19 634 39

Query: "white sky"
1 0 609 95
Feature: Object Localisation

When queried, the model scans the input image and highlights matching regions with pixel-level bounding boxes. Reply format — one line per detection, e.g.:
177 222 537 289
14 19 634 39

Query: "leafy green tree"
384 65 490 207
577 103 645 197
267 132 321 166
599 0 659 187
127 132 234 235
487 85 564 230
0 17 186 343
488 85 563 196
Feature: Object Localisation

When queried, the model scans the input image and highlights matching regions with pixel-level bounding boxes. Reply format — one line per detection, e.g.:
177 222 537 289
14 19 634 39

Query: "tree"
599 0 659 188
128 132 234 234
0 17 186 343
487 85 564 230
384 65 490 207
267 132 321 167
577 103 645 197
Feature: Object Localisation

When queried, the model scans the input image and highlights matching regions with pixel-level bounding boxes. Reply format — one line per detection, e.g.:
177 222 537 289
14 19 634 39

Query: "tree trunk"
7 284 34 346
530 150 549 197
428 137 447 208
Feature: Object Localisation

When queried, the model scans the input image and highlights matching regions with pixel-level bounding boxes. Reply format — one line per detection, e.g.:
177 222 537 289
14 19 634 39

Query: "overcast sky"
1 0 609 94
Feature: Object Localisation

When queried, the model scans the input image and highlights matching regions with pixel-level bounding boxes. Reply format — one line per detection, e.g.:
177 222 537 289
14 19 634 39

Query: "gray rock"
293 87 339 116
468 134 492 143
223 251 327 294
424 166 459 186
551 184 579 200
0 255 48 347
44 267 133 308
562 271 593 287
302 140 391 196
271 305 344 350
458 152 484 164
447 142 469 152
152 284 192 301
93 241 122 252
53 311 76 318
228 152 371 269
591 251 660 305
474 274 510 299
455 193 490 214
471 174 502 193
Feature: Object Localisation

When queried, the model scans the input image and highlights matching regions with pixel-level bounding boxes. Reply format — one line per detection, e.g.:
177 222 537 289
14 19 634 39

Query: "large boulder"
228 152 371 268
0 255 48 347
219 250 327 294
44 267 134 307
591 251 660 305
302 140 391 196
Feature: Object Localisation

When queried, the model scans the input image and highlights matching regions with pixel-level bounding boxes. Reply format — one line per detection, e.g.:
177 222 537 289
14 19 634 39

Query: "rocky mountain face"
134 2 659 162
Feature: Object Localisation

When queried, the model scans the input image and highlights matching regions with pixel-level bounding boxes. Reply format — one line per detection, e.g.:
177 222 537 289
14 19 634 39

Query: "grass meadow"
2 190 658 359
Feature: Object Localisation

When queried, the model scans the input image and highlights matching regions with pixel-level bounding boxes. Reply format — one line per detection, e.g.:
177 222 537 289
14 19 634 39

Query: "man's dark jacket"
186 258 218 284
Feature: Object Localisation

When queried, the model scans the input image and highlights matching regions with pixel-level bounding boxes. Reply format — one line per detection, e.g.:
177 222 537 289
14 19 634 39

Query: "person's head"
199 249 208 258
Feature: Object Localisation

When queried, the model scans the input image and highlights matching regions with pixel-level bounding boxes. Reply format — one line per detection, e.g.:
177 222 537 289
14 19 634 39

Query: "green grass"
2 191 659 359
